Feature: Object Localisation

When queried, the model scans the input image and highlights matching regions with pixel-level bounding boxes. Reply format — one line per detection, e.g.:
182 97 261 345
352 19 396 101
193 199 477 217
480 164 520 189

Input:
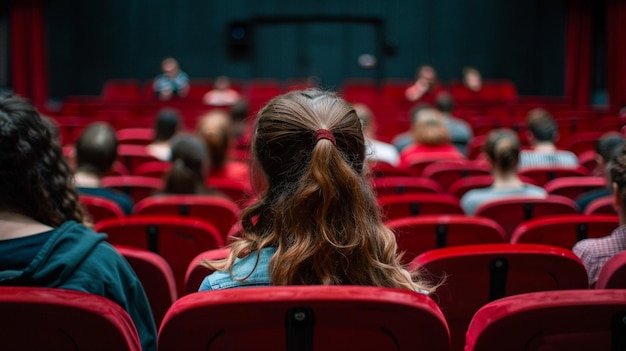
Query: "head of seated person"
162 134 214 195
526 108 559 147
200 89 433 293
75 122 118 180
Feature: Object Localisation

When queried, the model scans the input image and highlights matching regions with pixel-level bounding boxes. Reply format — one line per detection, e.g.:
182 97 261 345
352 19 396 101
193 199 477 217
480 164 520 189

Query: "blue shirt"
199 247 277 291
461 184 547 215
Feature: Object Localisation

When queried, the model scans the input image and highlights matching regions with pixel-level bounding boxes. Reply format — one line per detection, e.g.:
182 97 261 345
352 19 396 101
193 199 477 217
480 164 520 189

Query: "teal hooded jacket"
0 220 157 351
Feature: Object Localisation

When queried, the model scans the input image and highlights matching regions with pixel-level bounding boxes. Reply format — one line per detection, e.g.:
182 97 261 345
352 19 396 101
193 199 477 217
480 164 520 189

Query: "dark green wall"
46 0 566 99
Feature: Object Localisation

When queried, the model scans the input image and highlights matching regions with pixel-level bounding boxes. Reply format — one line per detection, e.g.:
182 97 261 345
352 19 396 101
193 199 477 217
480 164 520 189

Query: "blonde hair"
204 89 432 292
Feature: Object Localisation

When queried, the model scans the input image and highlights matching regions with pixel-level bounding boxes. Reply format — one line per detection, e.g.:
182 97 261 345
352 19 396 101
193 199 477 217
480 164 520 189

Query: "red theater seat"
595 250 626 289
80 194 126 223
544 176 606 200
421 160 490 192
385 215 505 264
511 214 618 249
114 245 177 327
411 243 588 351
0 286 141 351
373 176 443 197
584 195 617 215
95 215 224 297
474 195 580 241
133 195 240 240
158 286 451 351
184 247 231 295
465 290 626 351
377 193 464 221
518 166 587 187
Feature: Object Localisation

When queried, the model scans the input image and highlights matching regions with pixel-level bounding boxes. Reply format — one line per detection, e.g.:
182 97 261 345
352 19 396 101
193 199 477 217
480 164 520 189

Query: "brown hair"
484 128 521 172
205 89 432 291
197 109 232 169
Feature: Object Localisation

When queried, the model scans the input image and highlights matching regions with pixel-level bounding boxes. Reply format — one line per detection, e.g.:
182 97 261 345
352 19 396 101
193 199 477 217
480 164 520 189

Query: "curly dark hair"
0 95 88 227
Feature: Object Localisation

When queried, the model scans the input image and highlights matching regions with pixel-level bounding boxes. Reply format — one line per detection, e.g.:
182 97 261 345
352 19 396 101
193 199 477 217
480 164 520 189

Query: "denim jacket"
198 247 276 291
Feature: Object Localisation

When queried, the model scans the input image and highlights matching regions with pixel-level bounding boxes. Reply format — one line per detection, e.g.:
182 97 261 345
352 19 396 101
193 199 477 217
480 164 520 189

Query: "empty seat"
544 176 607 200
0 286 141 351
474 195 580 241
518 166 588 187
95 215 224 297
595 250 626 289
411 243 588 351
510 214 619 249
114 245 177 327
386 215 505 264
133 195 240 240
373 176 443 197
132 161 171 178
447 175 494 199
465 290 626 351
158 286 451 351
377 193 464 221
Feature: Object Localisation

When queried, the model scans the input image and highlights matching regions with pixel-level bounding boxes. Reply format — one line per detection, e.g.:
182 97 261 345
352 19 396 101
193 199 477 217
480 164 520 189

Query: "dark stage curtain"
606 0 626 108
565 0 593 106
10 0 48 108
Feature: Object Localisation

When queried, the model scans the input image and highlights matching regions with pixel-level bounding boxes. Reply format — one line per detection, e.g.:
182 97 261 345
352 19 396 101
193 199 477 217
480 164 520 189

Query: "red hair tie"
315 129 336 145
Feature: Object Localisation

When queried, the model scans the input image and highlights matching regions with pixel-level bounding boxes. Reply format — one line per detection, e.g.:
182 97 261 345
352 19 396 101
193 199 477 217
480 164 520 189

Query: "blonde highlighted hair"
204 89 433 292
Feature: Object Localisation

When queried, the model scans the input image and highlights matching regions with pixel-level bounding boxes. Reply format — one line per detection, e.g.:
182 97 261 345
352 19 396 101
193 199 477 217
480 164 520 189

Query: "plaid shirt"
573 225 626 286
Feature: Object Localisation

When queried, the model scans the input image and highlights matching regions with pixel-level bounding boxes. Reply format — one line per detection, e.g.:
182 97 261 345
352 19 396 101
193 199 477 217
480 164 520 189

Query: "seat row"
3 282 625 350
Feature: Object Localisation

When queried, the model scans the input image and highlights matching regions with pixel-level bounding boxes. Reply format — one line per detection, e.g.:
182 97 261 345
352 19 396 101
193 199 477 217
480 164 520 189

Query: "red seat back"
474 195 580 241
377 193 464 221
465 290 626 351
511 214 619 249
0 286 141 351
544 176 607 199
596 250 626 289
584 195 617 215
114 245 177 327
101 175 164 203
421 160 490 192
373 176 443 197
95 215 224 297
133 195 240 240
158 286 450 351
518 166 588 187
80 194 126 224
184 247 231 295
411 243 588 351
386 215 505 264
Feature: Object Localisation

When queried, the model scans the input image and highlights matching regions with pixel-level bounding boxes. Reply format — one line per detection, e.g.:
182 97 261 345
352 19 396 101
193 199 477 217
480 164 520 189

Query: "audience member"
73 122 134 215
391 103 432 152
229 98 253 157
519 108 578 169
153 57 189 101
161 134 227 197
199 89 433 293
353 102 400 166
574 143 626 287
398 107 465 169
196 109 250 187
435 92 474 155
463 67 483 92
576 132 625 212
202 76 241 106
146 108 182 161
404 64 445 105
0 95 156 351
461 129 546 215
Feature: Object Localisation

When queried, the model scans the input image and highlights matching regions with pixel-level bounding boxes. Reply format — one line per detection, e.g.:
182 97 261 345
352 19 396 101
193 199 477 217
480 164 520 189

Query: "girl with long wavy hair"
0 95 156 351
199 89 433 293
